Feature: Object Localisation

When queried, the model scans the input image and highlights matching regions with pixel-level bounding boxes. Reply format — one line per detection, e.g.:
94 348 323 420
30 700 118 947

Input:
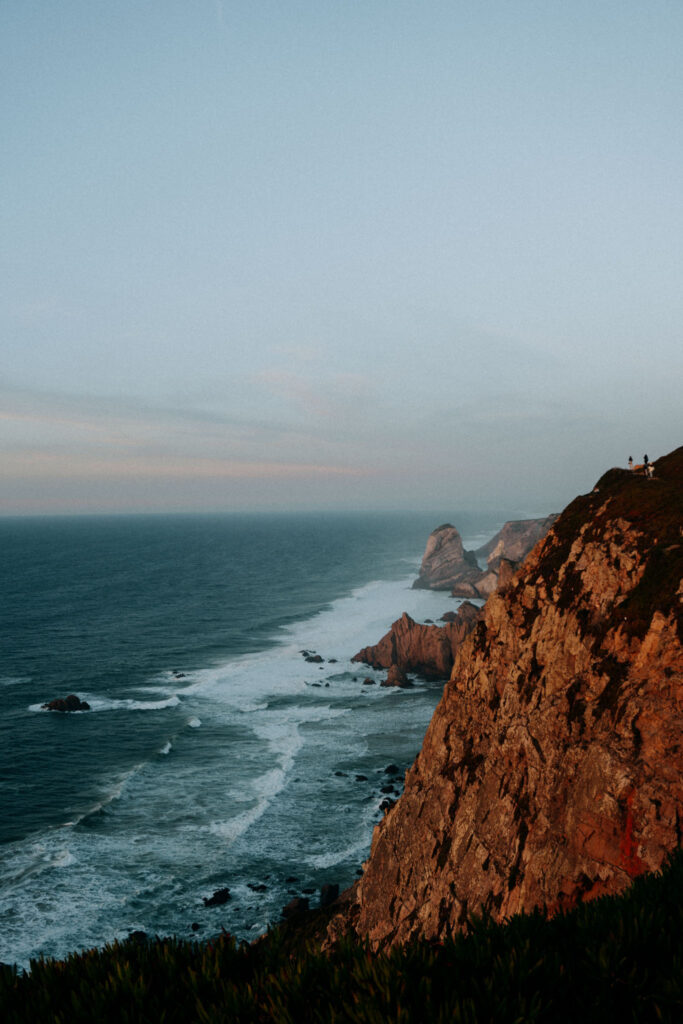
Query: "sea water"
0 511 507 967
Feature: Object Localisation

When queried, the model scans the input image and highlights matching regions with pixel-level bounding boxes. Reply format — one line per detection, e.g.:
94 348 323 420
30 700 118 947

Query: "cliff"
329 446 683 949
352 603 482 680
475 514 559 569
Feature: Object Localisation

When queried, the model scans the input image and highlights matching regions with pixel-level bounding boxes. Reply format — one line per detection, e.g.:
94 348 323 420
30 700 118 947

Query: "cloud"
1 449 364 481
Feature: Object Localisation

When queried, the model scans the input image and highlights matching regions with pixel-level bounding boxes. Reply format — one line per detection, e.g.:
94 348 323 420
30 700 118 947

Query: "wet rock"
305 655 324 663
42 694 90 712
362 678 375 686
203 887 231 907
247 883 268 893
379 799 395 813
285 876 299 883
380 665 413 689
355 774 368 782
334 771 348 777
191 922 200 932
384 764 400 775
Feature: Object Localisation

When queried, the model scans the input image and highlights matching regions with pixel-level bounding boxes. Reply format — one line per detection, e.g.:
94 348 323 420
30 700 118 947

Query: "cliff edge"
329 446 683 948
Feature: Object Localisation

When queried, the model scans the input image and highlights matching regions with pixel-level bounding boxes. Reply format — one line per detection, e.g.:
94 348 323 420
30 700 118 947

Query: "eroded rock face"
414 517 557 597
352 604 482 680
476 515 559 570
329 447 683 950
412 524 480 591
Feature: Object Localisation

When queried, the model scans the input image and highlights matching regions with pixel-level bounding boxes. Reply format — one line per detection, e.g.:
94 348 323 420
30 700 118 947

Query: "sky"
1 0 681 515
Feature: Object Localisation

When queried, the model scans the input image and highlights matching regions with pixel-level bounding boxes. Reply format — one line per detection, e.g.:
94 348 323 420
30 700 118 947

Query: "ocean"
0 510 507 968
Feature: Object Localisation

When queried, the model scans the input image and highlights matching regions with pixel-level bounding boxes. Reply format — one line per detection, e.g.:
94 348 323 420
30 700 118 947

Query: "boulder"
203 887 231 907
381 665 413 689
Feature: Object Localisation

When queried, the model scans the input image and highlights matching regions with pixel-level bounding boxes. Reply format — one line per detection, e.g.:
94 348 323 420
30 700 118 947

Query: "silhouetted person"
628 456 633 471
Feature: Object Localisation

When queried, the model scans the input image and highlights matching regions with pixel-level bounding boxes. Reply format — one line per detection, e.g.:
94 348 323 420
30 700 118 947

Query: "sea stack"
412 524 480 591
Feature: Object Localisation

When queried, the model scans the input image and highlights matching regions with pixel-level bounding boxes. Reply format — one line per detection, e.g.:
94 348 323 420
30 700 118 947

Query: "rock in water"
203 888 231 907
353 603 481 680
412 524 480 591
327 447 683 950
380 665 413 688
42 694 90 712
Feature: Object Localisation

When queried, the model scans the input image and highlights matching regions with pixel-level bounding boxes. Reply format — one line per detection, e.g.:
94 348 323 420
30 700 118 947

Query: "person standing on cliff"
628 456 633 471
644 454 649 477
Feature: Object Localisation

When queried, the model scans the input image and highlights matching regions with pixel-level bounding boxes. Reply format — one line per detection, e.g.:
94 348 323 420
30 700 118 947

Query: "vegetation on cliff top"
2 849 683 1022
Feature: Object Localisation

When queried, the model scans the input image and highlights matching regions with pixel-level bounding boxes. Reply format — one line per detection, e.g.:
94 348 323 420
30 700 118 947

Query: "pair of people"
627 455 654 477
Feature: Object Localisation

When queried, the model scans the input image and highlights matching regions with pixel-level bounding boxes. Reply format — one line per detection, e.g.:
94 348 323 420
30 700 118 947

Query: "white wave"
159 741 172 755
187 717 201 728
50 849 75 869
304 836 370 870
29 695 181 714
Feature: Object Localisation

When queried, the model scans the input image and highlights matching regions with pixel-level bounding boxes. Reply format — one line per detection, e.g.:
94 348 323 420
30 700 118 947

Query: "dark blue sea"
0 510 508 967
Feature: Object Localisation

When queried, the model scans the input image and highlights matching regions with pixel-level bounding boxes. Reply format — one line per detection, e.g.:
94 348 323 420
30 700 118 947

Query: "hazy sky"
2 1 681 515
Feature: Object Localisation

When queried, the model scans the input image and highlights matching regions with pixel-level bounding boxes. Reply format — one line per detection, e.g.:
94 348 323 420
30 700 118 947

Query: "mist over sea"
0 510 509 967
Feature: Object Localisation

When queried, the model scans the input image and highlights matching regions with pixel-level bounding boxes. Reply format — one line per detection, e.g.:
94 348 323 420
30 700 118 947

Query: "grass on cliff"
2 851 683 1023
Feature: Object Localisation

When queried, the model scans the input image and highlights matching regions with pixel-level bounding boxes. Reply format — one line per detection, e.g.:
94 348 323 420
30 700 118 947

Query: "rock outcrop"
412 524 480 591
413 517 557 597
352 604 482 680
42 694 90 712
381 665 413 689
475 514 559 570
329 446 683 949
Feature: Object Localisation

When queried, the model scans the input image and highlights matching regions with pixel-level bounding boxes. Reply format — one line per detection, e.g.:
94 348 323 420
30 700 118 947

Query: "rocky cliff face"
352 603 482 680
329 447 683 949
476 515 559 569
